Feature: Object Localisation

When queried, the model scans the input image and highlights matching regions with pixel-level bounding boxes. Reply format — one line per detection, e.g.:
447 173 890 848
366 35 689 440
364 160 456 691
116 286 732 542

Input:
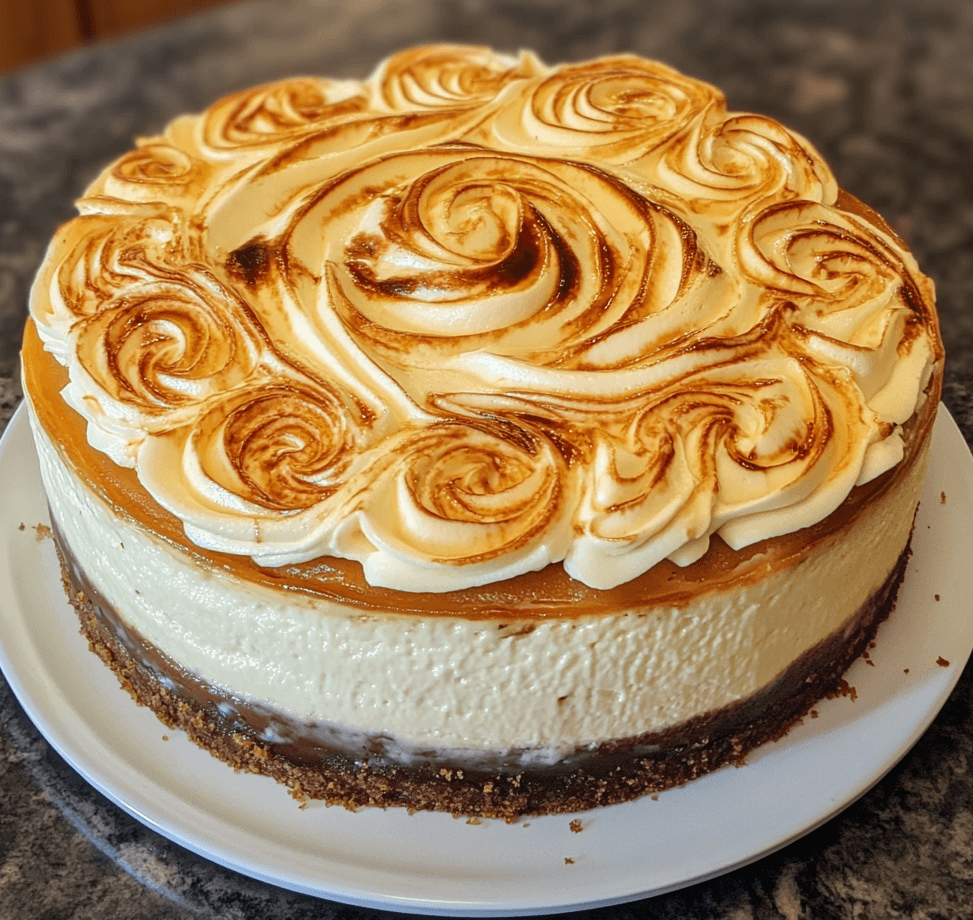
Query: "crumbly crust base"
55 531 912 820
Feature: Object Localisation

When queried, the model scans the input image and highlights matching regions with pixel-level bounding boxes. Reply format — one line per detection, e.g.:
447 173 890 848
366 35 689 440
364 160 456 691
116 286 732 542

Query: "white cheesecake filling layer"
30 404 928 761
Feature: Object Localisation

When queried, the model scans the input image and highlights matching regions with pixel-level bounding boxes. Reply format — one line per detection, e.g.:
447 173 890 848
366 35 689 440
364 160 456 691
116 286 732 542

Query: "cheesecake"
22 45 943 818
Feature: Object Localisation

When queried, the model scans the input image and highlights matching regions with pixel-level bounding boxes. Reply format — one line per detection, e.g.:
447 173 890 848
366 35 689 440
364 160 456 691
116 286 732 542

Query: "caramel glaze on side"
22 318 942 619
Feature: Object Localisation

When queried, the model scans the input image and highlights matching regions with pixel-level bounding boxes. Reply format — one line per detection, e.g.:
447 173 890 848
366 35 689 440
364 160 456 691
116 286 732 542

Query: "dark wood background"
0 0 232 73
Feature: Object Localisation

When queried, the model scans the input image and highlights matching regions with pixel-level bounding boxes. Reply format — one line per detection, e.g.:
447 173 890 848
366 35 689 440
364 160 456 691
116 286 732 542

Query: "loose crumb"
810 710 819 719
522 822 530 828
937 657 950 667
18 522 25 531
564 857 575 865
935 594 940 601
941 491 947 504
827 679 857 701
33 523 52 541
162 735 169 741
466 817 482 826
569 819 584 834
904 668 910 674
650 794 659 802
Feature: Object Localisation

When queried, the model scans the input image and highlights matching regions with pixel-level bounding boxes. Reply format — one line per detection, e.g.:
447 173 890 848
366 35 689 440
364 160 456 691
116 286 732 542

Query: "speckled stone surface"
1 0 972 917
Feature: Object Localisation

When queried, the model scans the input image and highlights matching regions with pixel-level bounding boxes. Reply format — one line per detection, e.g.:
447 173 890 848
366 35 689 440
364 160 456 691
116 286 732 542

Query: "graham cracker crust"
55 531 912 821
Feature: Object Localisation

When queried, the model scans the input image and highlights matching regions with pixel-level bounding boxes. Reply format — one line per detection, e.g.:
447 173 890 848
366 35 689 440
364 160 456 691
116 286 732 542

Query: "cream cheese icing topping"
29 45 941 592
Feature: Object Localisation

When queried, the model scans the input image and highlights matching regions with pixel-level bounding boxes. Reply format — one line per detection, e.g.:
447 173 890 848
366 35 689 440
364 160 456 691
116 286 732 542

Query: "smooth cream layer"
28 46 941 592
30 402 929 762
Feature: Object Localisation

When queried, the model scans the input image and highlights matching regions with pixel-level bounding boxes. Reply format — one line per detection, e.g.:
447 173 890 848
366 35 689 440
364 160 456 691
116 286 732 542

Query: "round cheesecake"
22 45 943 818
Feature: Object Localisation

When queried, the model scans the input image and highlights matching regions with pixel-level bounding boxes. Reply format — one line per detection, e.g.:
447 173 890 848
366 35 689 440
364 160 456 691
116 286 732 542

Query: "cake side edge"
55 527 913 820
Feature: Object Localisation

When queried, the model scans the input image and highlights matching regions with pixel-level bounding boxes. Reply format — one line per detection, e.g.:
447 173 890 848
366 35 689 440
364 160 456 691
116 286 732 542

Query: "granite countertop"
2 0 972 917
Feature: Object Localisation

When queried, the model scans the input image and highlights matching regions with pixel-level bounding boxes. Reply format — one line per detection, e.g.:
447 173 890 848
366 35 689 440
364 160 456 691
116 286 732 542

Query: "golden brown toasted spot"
227 240 274 287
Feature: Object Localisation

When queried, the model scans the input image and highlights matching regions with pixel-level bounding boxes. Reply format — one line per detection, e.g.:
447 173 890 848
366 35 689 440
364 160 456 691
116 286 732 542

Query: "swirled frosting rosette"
28 45 942 592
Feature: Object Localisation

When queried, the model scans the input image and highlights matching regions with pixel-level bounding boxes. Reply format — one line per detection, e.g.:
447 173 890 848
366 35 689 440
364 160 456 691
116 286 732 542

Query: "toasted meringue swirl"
373 44 543 111
196 382 357 511
74 278 261 411
199 77 370 152
353 420 569 589
646 114 838 225
28 45 942 591
482 54 724 163
112 143 198 187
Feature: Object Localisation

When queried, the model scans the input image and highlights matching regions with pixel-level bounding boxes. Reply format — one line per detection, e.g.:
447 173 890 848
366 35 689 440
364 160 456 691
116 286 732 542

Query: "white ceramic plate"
1 404 972 916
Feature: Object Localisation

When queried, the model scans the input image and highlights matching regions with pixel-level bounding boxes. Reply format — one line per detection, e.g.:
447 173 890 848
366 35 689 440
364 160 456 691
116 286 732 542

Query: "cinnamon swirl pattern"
29 45 942 591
